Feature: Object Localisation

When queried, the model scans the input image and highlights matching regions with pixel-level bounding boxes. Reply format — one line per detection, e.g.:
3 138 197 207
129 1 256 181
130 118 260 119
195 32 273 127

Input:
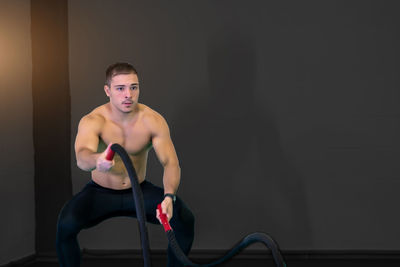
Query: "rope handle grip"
105 145 115 161
157 204 172 232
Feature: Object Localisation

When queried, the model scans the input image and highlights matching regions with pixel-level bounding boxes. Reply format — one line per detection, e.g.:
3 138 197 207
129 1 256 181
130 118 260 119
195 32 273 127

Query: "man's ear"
104 84 111 97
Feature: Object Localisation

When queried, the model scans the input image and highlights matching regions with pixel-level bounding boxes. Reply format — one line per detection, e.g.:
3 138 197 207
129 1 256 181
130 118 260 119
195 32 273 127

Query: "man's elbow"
76 160 85 170
76 160 92 172
165 160 180 171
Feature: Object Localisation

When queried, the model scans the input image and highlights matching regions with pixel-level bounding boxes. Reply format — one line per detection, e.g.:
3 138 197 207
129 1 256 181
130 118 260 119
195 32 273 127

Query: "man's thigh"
58 182 126 230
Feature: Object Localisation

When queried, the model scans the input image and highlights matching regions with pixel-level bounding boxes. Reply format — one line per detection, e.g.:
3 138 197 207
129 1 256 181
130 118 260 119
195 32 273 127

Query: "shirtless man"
56 62 194 267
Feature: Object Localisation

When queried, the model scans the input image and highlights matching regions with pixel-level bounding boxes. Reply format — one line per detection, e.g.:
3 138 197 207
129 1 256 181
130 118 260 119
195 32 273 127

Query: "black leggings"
56 180 195 267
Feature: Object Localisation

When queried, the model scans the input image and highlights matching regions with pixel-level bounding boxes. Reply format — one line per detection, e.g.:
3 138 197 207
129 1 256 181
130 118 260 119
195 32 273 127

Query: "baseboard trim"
80 249 400 260
0 254 36 267
6 249 400 266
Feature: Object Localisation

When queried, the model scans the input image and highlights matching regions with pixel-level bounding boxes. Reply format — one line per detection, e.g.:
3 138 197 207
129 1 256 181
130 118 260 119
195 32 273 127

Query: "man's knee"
174 200 195 232
56 211 82 242
180 205 195 227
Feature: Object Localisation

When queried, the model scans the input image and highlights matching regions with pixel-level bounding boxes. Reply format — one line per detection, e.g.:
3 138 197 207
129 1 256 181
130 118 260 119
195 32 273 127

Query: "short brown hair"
105 62 138 86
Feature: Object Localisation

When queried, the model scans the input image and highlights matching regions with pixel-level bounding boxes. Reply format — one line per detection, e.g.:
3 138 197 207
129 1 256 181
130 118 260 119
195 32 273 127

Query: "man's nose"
125 90 133 98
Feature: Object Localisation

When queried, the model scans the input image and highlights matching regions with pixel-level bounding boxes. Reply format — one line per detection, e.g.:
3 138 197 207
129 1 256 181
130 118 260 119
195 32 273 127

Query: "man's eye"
131 86 137 90
116 87 123 91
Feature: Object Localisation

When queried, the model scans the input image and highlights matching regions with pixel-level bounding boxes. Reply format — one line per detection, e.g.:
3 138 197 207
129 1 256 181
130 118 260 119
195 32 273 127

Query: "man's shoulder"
79 105 107 127
139 104 168 130
140 104 165 122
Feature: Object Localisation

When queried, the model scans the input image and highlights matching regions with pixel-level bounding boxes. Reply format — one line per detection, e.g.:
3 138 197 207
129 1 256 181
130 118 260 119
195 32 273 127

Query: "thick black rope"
110 144 152 267
166 231 286 267
111 143 286 267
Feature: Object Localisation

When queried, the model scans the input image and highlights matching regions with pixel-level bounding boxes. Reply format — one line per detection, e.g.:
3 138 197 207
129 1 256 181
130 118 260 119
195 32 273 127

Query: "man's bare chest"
99 121 152 155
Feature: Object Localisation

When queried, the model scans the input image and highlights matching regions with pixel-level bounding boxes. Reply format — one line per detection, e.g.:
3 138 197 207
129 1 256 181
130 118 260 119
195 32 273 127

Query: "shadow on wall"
173 28 313 249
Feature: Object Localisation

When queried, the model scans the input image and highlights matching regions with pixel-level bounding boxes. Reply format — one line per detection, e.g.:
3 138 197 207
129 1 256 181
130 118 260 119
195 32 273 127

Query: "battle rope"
107 144 152 267
108 143 286 267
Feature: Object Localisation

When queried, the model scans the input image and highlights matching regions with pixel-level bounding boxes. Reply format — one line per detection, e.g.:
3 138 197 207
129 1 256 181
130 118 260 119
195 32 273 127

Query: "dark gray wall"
0 0 35 264
69 0 400 250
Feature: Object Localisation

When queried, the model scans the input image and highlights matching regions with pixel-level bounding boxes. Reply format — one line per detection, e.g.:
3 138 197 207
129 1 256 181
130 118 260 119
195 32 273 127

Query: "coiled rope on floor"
109 143 286 267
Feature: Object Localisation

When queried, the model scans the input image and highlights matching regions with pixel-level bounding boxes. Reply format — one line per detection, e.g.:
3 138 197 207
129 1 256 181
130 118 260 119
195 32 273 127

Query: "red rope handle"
105 145 115 160
157 204 172 232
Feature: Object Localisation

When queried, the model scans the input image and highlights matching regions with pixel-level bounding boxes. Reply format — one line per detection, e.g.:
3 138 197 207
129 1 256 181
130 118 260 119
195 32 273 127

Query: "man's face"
104 73 139 113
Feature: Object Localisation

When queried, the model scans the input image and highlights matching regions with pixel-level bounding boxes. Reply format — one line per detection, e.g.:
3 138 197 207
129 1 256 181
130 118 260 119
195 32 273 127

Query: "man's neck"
107 103 139 124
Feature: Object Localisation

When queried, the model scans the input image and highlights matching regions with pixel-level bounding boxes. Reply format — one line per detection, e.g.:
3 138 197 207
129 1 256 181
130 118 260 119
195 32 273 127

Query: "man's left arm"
150 113 181 221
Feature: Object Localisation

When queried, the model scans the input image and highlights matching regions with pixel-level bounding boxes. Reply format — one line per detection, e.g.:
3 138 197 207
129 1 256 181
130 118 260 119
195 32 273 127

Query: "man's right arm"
74 115 113 172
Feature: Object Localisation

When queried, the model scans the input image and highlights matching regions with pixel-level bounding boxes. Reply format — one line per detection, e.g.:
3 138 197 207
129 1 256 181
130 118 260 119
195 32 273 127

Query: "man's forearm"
76 149 100 171
163 164 181 195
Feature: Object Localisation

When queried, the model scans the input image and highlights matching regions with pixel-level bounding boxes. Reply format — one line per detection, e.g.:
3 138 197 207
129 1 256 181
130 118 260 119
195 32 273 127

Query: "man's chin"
121 105 135 113
121 108 133 113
